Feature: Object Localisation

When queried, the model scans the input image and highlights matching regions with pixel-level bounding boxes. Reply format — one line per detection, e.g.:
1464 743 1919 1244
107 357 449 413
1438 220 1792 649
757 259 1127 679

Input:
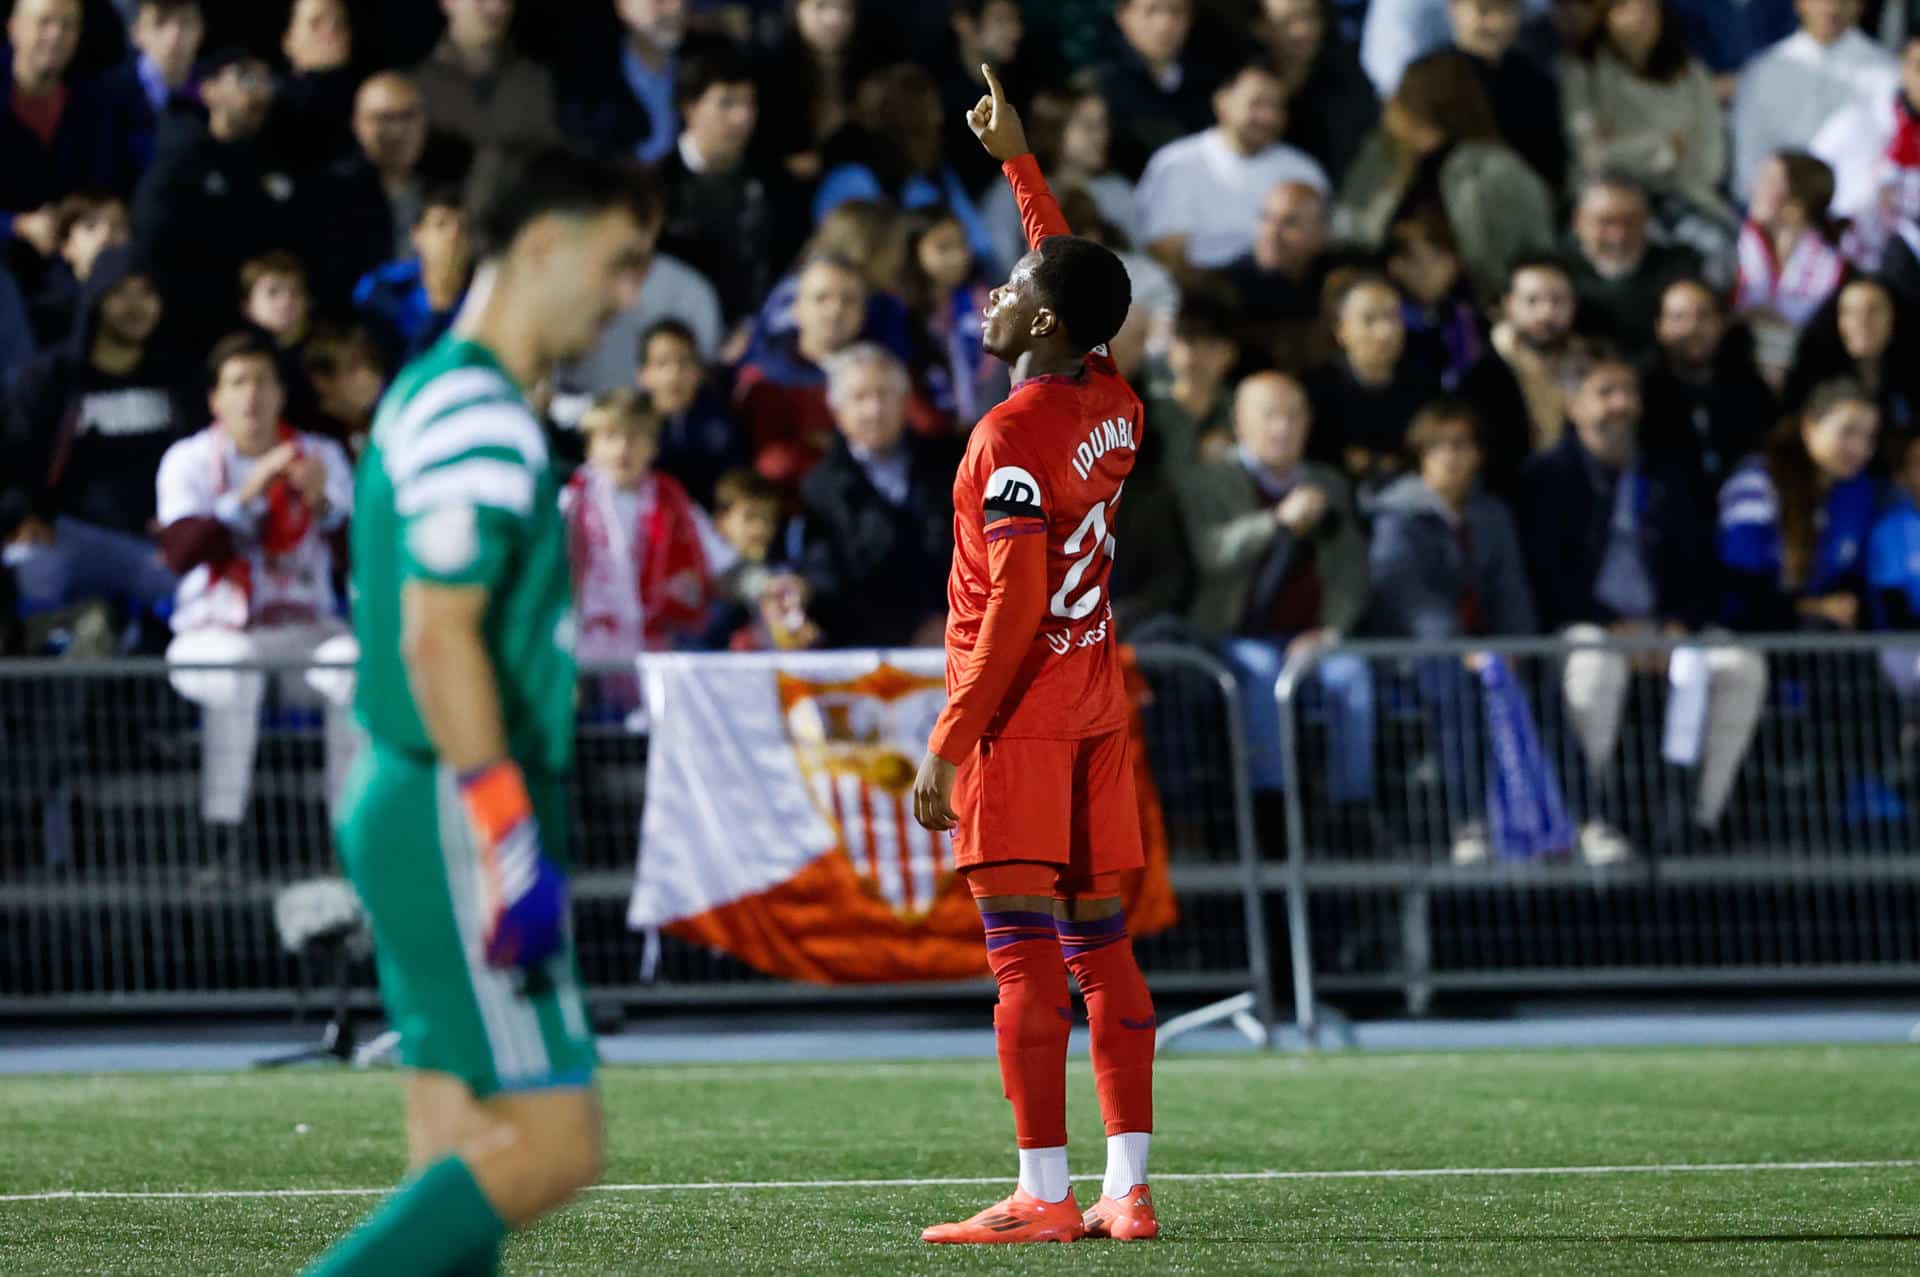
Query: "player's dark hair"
674 38 756 115
640 318 699 360
472 146 662 260
206 330 282 384
1030 235 1131 354
1504 253 1573 295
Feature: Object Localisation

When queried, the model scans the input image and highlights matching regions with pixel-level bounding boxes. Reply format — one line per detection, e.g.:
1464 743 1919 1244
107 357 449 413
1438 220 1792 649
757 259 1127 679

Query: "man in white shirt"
1811 33 1920 269
1137 61 1330 277
1731 0 1899 202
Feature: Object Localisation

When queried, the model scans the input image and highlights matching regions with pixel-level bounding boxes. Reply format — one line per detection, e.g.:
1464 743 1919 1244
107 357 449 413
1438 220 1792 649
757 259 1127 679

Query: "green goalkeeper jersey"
351 334 577 777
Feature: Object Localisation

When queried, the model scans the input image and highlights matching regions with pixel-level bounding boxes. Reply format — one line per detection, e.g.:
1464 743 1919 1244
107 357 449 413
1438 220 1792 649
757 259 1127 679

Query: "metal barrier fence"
1276 633 1920 1041
0 646 1273 1027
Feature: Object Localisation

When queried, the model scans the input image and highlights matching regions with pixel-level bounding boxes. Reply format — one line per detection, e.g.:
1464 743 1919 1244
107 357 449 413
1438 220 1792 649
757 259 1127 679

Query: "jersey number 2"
1050 493 1120 620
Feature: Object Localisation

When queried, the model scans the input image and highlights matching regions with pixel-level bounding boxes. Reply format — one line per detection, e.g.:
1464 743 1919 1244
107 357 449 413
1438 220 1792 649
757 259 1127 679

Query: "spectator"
1054 185 1182 367
1108 418 1196 635
1177 370 1373 804
983 84 1140 272
562 388 725 665
897 207 1003 429
1142 301 1237 473
754 0 883 182
267 0 356 176
628 326 738 511
132 46 308 353
1262 0 1379 188
1217 180 1333 371
300 320 384 456
335 73 434 272
704 467 819 651
656 40 779 326
353 185 471 365
559 0 687 166
1563 0 1732 228
1519 349 1763 845
1334 50 1554 302
1732 151 1848 384
1137 61 1329 277
1784 276 1919 431
1458 255 1583 501
735 252 866 494
1386 208 1485 389
26 189 128 345
1448 0 1568 193
4 243 182 621
1731 0 1898 203
747 199 911 369
1566 171 1699 355
1719 376 1880 631
1869 429 1920 632
1812 33 1920 270
1304 269 1443 494
1093 0 1221 179
1641 276 1777 490
1668 0 1798 79
1358 0 1549 95
798 343 956 647
156 331 355 828
95 0 204 176
1 0 128 251
939 0 1057 193
410 0 561 206
241 252 309 354
1369 400 1537 861
812 64 997 272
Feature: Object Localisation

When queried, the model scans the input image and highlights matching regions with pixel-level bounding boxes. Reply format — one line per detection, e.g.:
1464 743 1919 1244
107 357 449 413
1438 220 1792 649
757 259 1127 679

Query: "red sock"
980 910 1071 1149
1058 911 1155 1137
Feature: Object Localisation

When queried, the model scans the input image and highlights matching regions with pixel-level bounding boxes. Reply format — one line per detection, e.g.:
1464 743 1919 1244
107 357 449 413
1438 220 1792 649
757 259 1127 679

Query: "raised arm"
968 63 1070 248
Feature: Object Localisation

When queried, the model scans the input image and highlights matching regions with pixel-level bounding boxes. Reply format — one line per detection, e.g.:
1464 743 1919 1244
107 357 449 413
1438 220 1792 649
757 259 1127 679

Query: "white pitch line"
3 1159 1916 1204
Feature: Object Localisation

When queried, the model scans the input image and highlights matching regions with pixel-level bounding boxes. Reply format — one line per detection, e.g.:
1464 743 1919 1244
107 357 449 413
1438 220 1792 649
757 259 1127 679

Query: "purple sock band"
1055 912 1129 940
982 910 1060 953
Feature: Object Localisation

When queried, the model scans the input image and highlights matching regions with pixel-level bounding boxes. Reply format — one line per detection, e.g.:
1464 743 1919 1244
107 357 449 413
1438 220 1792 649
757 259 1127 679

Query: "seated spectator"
983 83 1140 273
1093 0 1222 179
1731 0 1897 203
798 344 956 647
1813 33 1920 271
1563 0 1733 229
753 0 885 183
1566 172 1700 356
27 188 128 345
1784 277 1919 432
0 0 130 255
325 73 437 294
267 0 356 175
735 252 867 495
1448 0 1567 192
746 199 911 369
1217 180 1333 371
354 186 472 366
1718 377 1880 632
157 332 355 828
242 252 309 354
938 0 1061 194
1137 60 1329 278
1304 270 1443 495
4 244 183 624
558 0 686 166
562 388 725 668
638 319 748 510
1385 208 1484 388
1142 301 1237 473
1519 348 1763 846
1641 276 1776 490
132 46 310 353
95 0 204 177
813 64 997 272
1870 429 1920 633
300 321 384 456
1177 370 1373 803
1334 49 1554 302
1369 400 1537 860
1733 151 1848 384
1261 0 1379 186
704 467 821 651
411 0 561 207
1459 254 1584 498
898 208 1003 430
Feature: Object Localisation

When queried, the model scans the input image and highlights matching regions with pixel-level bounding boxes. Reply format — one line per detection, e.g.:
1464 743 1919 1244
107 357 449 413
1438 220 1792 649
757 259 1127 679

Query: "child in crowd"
241 252 311 351
1385 209 1484 390
301 323 387 457
898 207 1004 430
637 318 748 510
705 468 819 651
1733 150 1847 384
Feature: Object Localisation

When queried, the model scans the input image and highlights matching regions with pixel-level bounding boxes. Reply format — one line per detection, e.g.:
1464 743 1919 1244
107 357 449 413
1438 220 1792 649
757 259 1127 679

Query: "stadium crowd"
5 0 1920 858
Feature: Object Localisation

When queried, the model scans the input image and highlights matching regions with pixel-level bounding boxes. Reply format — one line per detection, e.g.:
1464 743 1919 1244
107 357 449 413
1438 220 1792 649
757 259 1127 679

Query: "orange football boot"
1082 1184 1159 1240
920 1187 1086 1244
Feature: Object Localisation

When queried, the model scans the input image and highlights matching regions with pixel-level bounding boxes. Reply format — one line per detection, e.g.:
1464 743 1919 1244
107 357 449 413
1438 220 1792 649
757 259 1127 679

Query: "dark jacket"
263 66 358 177
1367 473 1536 638
0 58 133 220
798 433 960 647
657 385 750 512
1639 336 1776 494
1109 426 1195 636
1303 355 1444 466
1283 32 1378 188
1569 241 1701 356
1093 44 1222 180
311 153 409 315
1464 47 1567 193
657 145 782 325
90 56 203 179
1457 350 1537 505
1517 432 1712 632
556 41 655 162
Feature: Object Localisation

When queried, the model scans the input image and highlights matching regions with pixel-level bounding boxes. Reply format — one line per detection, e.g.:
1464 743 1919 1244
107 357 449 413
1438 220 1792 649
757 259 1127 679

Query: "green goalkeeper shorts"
336 740 597 1098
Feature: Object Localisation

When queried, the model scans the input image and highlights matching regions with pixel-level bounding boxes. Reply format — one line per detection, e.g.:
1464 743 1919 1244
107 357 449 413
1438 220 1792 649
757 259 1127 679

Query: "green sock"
303 1155 507 1277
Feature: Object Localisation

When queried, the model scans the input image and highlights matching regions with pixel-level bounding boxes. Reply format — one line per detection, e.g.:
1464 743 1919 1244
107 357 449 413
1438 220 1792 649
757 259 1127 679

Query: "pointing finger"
981 63 1006 105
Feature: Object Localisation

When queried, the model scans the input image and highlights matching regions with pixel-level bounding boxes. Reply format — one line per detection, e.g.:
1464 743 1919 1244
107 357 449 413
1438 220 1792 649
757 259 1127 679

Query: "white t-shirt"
1137 129 1330 271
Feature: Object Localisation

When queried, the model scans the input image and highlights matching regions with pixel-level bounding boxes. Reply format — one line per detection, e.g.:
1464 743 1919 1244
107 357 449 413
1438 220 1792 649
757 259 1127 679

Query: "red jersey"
928 156 1144 758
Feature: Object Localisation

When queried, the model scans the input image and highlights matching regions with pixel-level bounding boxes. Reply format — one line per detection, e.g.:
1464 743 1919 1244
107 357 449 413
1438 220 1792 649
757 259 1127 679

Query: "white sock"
1103 1132 1151 1199
1017 1146 1070 1202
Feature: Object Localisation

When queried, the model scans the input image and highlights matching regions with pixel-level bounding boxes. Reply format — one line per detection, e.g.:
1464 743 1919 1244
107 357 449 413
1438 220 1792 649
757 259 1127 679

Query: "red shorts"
949 729 1144 875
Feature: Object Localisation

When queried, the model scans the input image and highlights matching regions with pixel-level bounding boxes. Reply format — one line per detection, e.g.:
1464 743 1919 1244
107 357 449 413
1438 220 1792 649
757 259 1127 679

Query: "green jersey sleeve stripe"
389 401 547 482
394 458 536 517
381 367 513 452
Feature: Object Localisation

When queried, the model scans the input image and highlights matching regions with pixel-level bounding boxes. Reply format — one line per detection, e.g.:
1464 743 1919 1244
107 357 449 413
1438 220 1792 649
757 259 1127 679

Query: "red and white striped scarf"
563 465 712 658
1733 222 1847 330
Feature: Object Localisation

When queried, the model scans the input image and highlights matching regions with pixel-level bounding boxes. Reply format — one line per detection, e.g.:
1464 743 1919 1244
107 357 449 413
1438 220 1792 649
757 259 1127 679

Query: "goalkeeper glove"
460 759 568 970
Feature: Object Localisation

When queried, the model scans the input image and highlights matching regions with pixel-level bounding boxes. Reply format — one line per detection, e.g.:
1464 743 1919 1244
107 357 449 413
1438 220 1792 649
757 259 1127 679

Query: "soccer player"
303 149 655 1277
912 66 1158 1245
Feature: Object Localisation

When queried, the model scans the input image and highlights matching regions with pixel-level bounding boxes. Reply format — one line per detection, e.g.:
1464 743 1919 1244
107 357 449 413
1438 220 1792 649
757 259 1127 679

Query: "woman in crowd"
895 207 1005 431
982 82 1139 272
1334 49 1554 302
1260 0 1379 187
1304 269 1443 498
754 0 886 183
1784 277 1919 434
1384 208 1485 389
1732 151 1847 386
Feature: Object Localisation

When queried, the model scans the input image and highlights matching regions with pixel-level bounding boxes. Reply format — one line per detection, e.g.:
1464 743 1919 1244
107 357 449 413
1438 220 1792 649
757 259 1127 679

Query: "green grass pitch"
2 1044 1916 1274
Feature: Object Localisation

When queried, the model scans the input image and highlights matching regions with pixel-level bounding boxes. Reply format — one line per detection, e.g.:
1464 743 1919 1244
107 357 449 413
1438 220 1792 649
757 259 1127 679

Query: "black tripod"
257 920 360 1068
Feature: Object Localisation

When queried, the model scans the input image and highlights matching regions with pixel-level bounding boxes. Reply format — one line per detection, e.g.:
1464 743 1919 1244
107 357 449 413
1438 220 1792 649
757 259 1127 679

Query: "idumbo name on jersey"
1070 417 1137 481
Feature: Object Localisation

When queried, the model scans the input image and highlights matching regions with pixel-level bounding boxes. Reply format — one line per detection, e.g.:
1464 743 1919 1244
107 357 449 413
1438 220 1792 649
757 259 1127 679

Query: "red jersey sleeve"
1003 154 1071 250
926 532 1048 763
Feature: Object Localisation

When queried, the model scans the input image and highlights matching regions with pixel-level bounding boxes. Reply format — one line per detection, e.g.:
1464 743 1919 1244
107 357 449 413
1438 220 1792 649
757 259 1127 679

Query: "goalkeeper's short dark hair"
1030 235 1132 354
473 146 662 260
